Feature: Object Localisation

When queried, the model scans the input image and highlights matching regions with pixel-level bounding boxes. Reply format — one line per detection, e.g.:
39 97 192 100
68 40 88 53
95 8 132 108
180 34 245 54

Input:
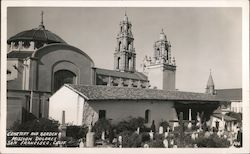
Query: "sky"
7 7 242 92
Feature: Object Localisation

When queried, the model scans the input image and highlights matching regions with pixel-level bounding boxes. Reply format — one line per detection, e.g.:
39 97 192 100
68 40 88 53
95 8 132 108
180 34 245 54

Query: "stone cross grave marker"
169 112 195 147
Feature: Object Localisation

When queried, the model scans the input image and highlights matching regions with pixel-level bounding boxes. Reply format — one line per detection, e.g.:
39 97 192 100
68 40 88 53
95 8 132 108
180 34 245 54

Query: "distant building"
216 88 242 113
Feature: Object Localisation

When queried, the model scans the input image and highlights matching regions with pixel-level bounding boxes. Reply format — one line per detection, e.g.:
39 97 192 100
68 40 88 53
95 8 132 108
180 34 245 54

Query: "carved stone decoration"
118 78 123 87
137 80 142 88
127 79 133 87
107 76 113 86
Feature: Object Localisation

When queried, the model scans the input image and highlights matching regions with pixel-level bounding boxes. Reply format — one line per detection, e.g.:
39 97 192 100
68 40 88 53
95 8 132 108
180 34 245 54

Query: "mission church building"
6 11 231 130
48 13 229 129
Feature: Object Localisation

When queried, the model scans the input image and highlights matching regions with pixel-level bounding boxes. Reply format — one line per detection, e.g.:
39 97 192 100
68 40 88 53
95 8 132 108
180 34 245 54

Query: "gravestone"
159 126 164 134
164 132 168 138
136 127 140 134
60 110 67 138
86 124 95 147
169 112 195 147
118 136 122 148
101 131 105 141
79 139 84 148
163 139 169 148
188 109 192 129
149 130 154 140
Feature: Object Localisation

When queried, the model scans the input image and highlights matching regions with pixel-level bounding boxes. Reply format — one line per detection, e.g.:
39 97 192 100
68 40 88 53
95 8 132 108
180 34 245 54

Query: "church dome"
7 11 66 45
7 27 66 44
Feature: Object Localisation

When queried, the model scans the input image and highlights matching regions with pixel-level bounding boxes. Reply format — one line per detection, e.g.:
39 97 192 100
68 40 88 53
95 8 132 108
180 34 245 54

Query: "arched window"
128 57 132 70
128 42 132 50
53 70 76 92
118 42 122 51
145 109 151 123
117 57 121 69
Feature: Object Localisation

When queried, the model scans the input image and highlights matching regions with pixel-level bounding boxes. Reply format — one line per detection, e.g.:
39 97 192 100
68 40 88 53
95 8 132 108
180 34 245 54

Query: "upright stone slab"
188 109 192 129
149 130 154 140
61 110 67 138
86 125 95 147
136 127 140 134
159 126 164 134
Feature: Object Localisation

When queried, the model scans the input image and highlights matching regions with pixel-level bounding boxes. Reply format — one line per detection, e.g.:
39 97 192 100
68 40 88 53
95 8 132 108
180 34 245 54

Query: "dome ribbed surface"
7 28 66 44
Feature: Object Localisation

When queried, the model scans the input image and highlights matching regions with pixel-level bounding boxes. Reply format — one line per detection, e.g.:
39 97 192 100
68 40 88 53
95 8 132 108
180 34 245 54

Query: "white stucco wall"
230 101 242 113
146 64 175 90
49 86 84 125
88 100 177 129
147 65 163 89
49 86 178 128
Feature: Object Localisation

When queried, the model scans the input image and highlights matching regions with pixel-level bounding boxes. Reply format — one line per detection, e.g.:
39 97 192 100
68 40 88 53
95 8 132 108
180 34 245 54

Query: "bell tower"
114 13 136 72
143 29 176 90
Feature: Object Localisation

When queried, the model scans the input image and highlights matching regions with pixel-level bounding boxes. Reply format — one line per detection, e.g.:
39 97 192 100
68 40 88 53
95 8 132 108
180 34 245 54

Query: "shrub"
93 118 112 140
118 131 142 148
194 134 230 147
115 117 146 134
141 132 150 143
66 125 88 140
11 118 59 132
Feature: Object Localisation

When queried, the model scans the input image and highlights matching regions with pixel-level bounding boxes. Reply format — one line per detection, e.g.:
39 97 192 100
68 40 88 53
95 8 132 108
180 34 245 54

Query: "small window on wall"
99 110 106 119
145 109 151 123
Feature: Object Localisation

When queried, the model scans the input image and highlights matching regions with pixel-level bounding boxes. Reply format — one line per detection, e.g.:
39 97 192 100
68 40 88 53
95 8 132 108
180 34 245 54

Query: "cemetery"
7 110 242 148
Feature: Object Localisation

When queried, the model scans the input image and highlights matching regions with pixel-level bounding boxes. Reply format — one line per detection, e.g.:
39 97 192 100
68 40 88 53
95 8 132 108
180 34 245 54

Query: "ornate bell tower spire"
114 13 136 72
143 29 176 90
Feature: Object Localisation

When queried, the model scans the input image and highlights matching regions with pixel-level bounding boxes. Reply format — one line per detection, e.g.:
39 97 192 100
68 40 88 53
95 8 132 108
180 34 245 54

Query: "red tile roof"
65 84 228 102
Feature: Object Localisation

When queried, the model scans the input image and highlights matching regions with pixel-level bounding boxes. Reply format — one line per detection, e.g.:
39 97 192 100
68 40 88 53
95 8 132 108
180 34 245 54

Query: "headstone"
136 127 140 134
196 112 201 128
86 124 95 147
159 126 164 134
191 132 196 140
143 144 149 148
58 132 62 141
164 132 169 138
101 131 105 141
204 131 210 138
118 136 122 148
79 139 84 148
188 109 192 129
170 139 174 145
61 110 67 138
149 130 154 140
163 139 169 148
167 126 170 132
195 132 198 139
